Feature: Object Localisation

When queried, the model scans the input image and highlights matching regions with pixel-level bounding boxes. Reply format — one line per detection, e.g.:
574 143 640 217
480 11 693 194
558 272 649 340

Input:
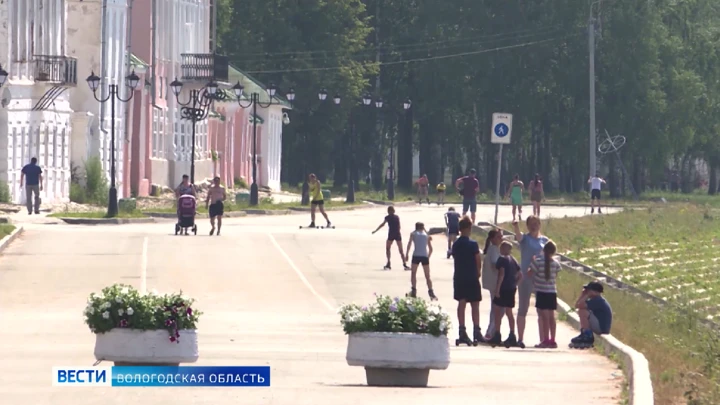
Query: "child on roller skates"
570 281 613 348
451 216 485 346
444 207 461 259
488 241 522 348
527 241 562 348
372 206 410 270
405 222 437 300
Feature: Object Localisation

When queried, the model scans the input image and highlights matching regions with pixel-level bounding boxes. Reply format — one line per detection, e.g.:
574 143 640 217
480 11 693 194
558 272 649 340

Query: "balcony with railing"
180 53 229 83
33 55 78 86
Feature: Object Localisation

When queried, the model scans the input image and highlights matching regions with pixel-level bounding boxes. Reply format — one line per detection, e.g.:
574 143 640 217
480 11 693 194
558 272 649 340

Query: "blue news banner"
53 366 270 387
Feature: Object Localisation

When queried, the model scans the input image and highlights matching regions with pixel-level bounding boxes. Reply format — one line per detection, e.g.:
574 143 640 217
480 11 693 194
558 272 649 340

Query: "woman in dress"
528 173 544 217
505 174 524 222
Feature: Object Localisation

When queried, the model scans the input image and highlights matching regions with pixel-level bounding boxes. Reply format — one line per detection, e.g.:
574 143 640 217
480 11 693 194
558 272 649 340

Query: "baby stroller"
175 194 198 235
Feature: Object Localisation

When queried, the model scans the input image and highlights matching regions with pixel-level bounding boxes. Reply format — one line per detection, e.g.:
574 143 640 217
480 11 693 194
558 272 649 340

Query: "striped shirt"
530 255 561 293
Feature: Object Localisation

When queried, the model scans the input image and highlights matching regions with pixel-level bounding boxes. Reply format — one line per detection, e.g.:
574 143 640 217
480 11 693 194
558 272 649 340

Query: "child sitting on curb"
571 281 613 348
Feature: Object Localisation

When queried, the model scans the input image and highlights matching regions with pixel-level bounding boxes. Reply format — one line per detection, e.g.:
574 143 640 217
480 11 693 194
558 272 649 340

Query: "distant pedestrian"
482 229 503 339
416 174 430 204
444 206 461 258
308 173 331 228
405 222 437 300
588 173 606 214
571 281 613 348
505 174 524 221
436 182 446 205
205 176 226 236
451 216 485 345
455 169 480 224
20 157 43 215
372 206 410 270
512 215 549 348
528 241 561 348
528 174 544 216
489 241 522 347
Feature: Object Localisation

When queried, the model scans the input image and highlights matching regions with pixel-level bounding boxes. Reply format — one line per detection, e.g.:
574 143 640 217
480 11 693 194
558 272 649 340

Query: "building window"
152 109 158 157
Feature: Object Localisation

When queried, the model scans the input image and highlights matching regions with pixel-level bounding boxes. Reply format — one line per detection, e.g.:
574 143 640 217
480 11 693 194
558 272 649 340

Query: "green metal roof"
209 110 225 121
249 114 264 124
227 65 292 109
129 53 148 67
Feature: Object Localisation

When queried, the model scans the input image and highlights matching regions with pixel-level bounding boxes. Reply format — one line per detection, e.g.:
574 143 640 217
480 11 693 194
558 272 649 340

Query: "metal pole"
493 144 503 225
250 93 259 205
107 86 118 218
387 134 394 200
589 15 597 179
346 109 355 203
190 103 196 184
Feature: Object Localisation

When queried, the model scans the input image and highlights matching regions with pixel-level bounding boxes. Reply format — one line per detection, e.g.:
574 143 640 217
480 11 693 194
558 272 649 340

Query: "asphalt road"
0 203 623 404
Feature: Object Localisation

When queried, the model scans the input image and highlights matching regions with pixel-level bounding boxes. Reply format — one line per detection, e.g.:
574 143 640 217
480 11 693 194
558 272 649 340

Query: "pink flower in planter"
169 336 176 343
119 319 128 328
186 307 193 316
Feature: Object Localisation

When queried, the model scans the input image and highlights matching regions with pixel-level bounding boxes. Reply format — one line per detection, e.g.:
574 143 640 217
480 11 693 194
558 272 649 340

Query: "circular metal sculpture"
598 134 626 154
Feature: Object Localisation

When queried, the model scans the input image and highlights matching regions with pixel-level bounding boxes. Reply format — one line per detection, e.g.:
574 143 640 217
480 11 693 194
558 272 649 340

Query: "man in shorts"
455 169 480 224
451 216 485 344
205 176 227 236
308 173 331 228
588 173 606 214
572 281 613 346
444 206 461 258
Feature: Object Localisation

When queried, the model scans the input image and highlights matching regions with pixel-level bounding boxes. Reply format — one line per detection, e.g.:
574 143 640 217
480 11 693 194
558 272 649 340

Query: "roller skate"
446 249 451 259
569 330 594 349
503 332 523 348
428 289 438 301
403 262 410 270
455 326 475 347
383 262 391 270
406 287 417 298
307 222 316 228
473 326 486 345
488 331 502 348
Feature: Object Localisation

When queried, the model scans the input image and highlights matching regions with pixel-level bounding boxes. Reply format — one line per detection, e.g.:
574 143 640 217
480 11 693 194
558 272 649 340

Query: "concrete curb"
241 209 293 215
473 221 654 404
557 300 653 405
58 217 157 225
0 225 24 255
144 211 248 219
288 203 377 212
362 200 418 207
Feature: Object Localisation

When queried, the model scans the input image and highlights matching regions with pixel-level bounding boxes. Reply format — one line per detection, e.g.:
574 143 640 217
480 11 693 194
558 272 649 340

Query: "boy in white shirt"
588 173 606 214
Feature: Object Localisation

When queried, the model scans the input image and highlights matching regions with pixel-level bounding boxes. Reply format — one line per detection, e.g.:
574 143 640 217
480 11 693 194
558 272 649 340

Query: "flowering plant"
84 284 202 343
339 294 451 337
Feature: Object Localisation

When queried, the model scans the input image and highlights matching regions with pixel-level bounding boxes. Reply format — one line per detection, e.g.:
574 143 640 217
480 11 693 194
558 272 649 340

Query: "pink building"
123 0 289 198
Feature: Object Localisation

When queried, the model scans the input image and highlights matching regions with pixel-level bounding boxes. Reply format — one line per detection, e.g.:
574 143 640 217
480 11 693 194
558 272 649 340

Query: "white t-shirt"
590 177 603 190
411 231 429 257
482 244 500 291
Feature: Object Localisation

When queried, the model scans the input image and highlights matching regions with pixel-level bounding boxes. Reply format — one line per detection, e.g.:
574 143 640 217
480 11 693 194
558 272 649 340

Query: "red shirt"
459 176 479 199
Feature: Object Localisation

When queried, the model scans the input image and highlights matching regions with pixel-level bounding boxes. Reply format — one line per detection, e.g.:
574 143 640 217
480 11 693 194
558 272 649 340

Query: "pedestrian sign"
490 113 512 144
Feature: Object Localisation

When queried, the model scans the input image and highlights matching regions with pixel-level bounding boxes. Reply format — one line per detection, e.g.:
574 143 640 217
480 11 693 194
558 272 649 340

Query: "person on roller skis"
307 173 331 228
451 216 485 345
570 281 613 348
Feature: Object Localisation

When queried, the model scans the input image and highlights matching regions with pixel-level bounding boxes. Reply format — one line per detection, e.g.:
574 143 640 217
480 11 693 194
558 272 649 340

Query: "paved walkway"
0 204 623 404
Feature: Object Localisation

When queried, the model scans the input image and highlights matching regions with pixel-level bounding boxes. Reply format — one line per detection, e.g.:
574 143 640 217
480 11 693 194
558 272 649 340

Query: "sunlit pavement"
0 203 623 404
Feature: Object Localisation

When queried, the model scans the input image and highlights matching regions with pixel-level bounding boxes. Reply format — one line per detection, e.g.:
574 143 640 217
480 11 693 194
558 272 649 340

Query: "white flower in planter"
439 321 447 333
100 302 111 310
115 296 123 303
118 309 125 316
102 311 110 319
85 305 95 315
126 307 134 316
121 287 130 294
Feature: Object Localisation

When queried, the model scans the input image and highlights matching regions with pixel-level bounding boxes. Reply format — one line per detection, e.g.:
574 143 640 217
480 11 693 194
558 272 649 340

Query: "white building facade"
0 0 75 204
66 0 131 198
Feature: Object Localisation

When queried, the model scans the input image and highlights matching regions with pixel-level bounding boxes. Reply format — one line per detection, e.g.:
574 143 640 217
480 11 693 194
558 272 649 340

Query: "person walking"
405 222 437 300
528 241 562 348
451 216 486 345
20 157 43 215
444 206 461 258
205 176 227 236
511 215 549 348
372 206 410 270
175 174 196 197
505 174 524 221
308 173 331 228
588 173 606 214
528 174 544 216
455 169 480 224
482 229 503 339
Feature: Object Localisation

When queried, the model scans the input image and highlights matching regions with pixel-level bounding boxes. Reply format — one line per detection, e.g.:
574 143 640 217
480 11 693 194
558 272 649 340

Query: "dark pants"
26 185 41 213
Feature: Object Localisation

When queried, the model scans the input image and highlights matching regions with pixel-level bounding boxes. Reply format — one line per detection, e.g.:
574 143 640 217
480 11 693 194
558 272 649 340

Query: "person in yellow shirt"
308 173 331 228
436 182 446 205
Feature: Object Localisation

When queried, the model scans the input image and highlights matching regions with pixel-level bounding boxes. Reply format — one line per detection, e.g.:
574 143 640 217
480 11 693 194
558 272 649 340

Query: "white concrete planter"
346 332 450 387
94 329 199 366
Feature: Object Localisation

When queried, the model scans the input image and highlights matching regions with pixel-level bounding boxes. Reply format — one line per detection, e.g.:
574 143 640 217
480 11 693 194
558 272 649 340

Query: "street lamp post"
231 81 293 206
386 98 412 201
343 94 374 203
169 79 226 185
86 70 141 218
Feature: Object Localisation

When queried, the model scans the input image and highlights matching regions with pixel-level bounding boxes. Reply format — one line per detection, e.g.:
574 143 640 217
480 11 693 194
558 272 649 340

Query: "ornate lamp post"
386 98 411 200
231 81 293 206
86 70 141 217
168 79 227 184
0 65 8 87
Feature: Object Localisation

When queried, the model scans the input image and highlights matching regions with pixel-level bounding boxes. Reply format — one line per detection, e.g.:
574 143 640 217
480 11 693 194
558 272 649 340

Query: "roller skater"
308 174 331 228
505 174 524 222
416 174 430 204
372 206 410 270
405 222 437 300
570 281 613 349
451 216 484 347
490 241 524 349
588 174 606 214
456 326 475 347
444 207 461 259
436 182 446 205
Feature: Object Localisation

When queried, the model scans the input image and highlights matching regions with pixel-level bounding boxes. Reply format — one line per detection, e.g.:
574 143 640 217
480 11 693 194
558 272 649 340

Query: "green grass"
48 210 149 219
0 224 15 239
490 205 720 404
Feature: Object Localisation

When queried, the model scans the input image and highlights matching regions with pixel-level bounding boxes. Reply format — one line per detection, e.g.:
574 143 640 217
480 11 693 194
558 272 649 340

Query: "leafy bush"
69 157 109 206
84 284 202 343
69 183 86 204
0 180 10 203
234 177 248 189
339 294 451 337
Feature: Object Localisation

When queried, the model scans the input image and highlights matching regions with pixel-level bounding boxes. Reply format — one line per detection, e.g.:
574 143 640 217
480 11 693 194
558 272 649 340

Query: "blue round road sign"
494 123 509 138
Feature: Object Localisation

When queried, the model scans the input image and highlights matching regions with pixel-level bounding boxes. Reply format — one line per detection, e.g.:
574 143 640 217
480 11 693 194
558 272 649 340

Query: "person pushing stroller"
175 174 198 235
